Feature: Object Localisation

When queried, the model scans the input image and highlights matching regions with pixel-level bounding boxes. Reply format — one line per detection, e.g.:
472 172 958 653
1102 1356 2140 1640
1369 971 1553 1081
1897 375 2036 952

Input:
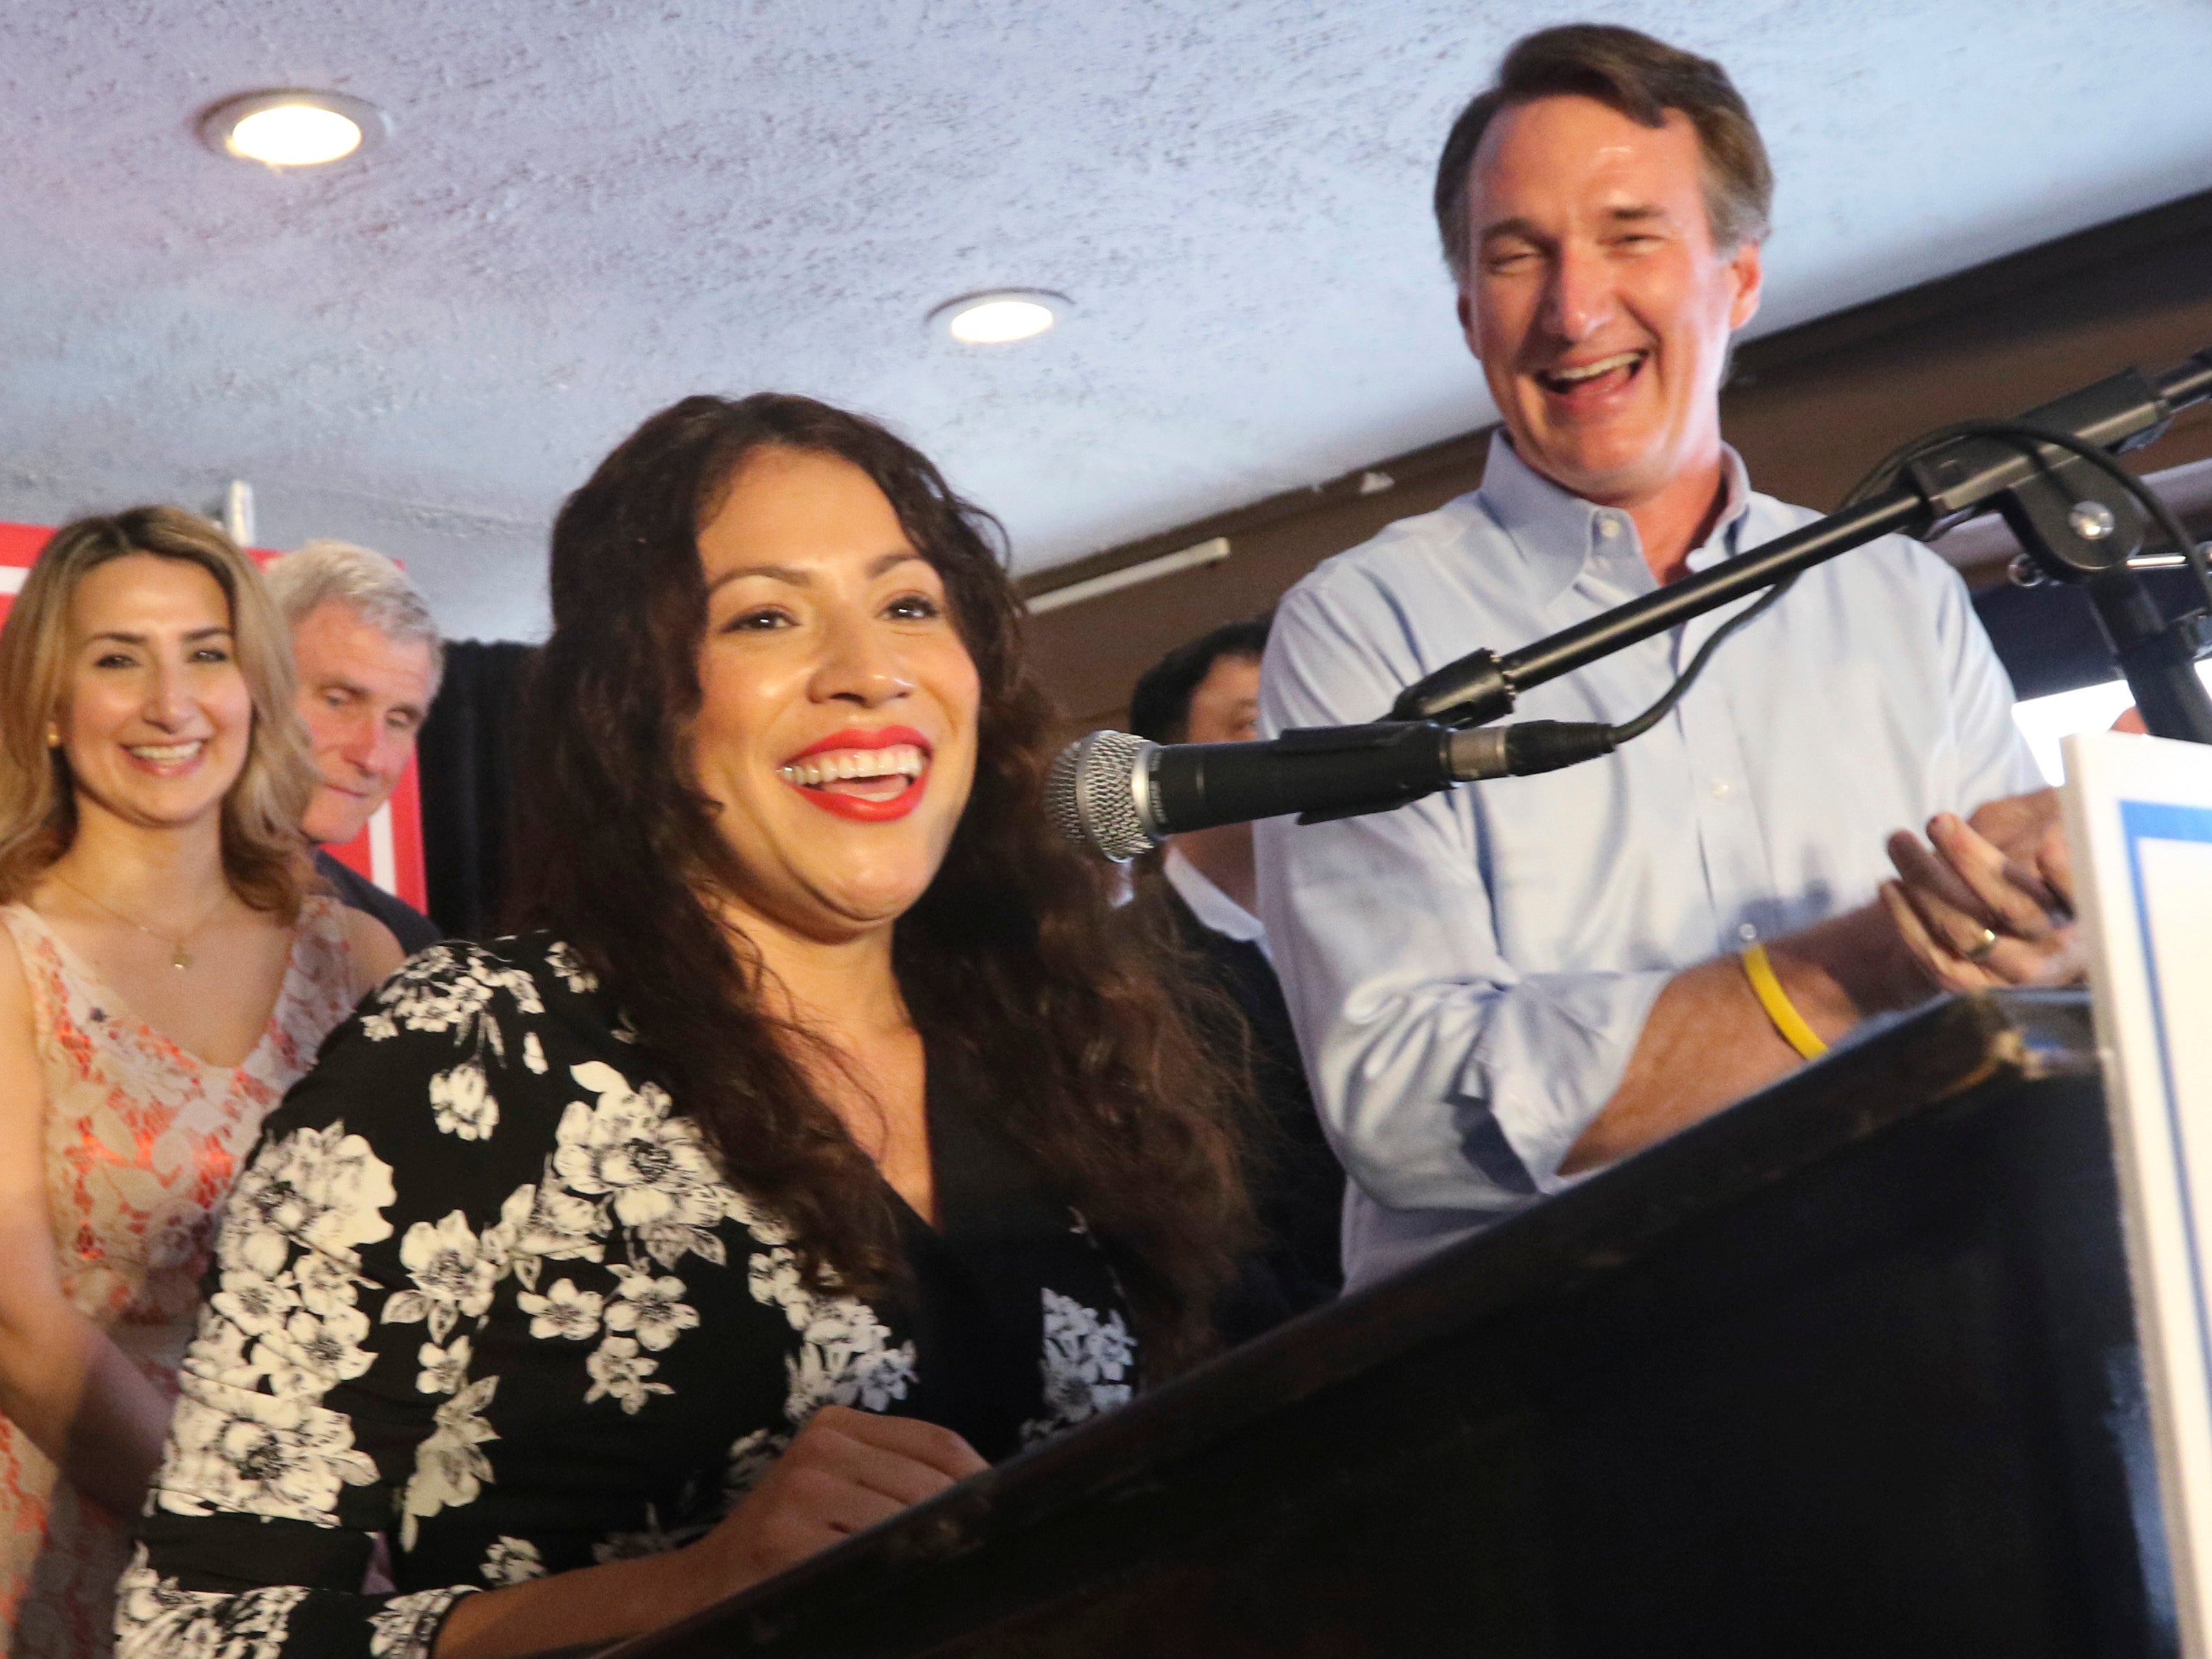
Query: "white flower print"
604 1264 699 1352
221 1123 396 1278
115 1545 309 1659
386 1211 500 1342
155 1112 395 1543
399 1375 500 1550
160 1389 381 1525
291 1247 369 1319
186 1315 257 1391
723 1427 785 1503
416 1335 473 1396
209 1267 295 1343
369 945 545 1039
743 1223 917 1424
1019 1289 1135 1446
787 1309 918 1417
544 941 599 995
480 1182 605 1295
368 1586 475 1658
515 1277 602 1341
253 1303 376 1397
480 1536 547 1586
428 1060 498 1140
583 1335 674 1415
725 1185 796 1247
522 1031 548 1074
554 1064 727 1267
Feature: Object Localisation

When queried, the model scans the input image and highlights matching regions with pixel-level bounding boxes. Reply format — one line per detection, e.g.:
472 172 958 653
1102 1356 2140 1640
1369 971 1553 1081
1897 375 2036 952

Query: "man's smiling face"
293 600 437 846
1456 93 1762 510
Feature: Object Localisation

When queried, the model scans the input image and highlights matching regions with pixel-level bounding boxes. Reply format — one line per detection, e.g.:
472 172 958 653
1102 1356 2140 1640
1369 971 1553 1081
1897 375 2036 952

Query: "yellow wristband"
1739 941 1829 1061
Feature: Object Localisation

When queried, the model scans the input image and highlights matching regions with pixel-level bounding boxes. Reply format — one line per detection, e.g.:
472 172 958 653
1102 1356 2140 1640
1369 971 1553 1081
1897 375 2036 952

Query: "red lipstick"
778 726 933 822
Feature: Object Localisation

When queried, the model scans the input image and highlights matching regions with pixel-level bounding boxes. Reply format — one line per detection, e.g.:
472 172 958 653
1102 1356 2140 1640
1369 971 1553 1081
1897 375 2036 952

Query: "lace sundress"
0 896 359 1659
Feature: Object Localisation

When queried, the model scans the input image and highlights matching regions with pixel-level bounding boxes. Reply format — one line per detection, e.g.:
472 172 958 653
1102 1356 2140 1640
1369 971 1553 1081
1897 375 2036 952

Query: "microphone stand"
1390 350 2212 746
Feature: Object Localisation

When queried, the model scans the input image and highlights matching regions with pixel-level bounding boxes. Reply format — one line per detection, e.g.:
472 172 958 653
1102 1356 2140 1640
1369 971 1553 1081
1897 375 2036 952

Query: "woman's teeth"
126 741 204 763
776 743 928 790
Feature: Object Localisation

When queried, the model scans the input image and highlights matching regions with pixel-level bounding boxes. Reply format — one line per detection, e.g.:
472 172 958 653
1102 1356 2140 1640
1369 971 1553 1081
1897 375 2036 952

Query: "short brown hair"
1433 23 1773 286
0 507 312 917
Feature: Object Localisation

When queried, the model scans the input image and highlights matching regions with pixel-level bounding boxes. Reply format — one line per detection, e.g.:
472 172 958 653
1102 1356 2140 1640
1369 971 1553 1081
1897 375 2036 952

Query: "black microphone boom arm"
1390 350 2212 742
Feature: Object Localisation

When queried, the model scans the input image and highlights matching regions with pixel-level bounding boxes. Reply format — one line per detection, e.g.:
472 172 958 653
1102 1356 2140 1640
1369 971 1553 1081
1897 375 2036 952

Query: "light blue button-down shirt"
1256 434 2041 1290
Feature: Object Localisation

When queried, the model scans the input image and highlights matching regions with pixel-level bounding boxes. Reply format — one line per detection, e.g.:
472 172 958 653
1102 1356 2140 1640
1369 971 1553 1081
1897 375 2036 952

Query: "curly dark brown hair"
512 392 1253 1375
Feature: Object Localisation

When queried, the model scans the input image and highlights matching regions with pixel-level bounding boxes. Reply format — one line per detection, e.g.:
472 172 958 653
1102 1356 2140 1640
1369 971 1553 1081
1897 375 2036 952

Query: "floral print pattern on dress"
115 1546 310 1659
1019 1288 1136 1446
479 1537 546 1587
123 934 1139 1659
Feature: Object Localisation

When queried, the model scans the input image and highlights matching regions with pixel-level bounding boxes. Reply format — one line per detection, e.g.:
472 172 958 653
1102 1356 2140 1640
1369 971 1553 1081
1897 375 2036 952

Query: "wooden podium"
596 990 2172 1659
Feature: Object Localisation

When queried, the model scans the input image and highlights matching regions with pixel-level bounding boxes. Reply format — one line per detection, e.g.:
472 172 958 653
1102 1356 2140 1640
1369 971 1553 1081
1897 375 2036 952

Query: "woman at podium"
116 395 1253 1659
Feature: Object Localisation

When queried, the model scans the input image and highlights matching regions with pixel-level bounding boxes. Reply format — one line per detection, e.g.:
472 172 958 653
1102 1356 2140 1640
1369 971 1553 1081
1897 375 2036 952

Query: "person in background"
1257 23 2076 1292
264 540 444 954
1127 616 1343 1330
0 508 401 1656
119 394 1252 1659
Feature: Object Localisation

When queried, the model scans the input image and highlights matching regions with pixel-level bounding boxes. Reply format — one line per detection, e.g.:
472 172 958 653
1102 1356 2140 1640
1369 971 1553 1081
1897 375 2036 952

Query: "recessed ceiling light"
928 290 1070 346
199 89 388 167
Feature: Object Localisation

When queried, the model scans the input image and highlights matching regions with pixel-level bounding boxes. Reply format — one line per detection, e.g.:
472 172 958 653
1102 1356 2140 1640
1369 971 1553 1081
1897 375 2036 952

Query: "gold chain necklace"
50 871 225 971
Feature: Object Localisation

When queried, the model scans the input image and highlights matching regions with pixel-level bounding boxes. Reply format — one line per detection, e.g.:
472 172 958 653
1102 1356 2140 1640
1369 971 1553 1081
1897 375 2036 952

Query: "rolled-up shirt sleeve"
1255 576 1671 1220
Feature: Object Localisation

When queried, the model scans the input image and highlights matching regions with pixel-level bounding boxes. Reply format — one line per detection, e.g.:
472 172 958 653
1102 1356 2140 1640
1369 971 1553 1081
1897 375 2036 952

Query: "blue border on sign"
2122 799 2212 1406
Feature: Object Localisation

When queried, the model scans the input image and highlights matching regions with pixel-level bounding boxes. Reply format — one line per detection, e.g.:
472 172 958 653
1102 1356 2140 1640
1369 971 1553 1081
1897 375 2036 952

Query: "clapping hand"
1879 788 2082 993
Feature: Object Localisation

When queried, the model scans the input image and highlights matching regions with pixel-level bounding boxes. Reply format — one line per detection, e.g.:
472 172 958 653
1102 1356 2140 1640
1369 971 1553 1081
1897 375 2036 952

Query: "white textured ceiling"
4 1 2212 641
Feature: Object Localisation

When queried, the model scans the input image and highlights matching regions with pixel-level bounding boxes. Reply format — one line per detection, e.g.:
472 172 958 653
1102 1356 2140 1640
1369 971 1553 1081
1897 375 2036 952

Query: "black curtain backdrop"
417 640 535 940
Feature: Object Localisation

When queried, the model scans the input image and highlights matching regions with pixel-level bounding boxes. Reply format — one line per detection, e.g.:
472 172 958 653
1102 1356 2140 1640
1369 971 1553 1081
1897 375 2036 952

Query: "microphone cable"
1849 417 2212 611
1588 417 2208 758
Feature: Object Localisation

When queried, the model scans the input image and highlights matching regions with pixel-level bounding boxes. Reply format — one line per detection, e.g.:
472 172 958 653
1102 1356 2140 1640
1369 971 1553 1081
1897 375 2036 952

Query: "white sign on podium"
2064 729 2212 1653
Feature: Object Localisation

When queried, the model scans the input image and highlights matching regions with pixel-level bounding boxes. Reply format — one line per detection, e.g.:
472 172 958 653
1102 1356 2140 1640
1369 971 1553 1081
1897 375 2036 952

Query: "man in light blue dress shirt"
1257 24 2070 1290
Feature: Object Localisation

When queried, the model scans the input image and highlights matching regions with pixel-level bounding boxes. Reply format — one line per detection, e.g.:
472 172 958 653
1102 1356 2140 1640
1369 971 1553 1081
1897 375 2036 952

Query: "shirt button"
1710 779 1733 798
1597 516 1621 539
1738 922 1759 942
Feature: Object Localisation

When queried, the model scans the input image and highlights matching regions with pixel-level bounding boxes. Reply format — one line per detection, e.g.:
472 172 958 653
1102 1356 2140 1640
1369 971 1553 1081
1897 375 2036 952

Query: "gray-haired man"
265 540 444 953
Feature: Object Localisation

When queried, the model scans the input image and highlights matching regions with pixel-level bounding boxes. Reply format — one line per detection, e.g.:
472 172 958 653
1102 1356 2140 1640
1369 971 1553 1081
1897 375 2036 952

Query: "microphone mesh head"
1045 730 1159 862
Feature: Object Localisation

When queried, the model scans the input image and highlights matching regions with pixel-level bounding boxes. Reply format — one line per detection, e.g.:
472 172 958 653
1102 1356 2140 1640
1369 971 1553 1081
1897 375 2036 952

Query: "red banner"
0 521 429 913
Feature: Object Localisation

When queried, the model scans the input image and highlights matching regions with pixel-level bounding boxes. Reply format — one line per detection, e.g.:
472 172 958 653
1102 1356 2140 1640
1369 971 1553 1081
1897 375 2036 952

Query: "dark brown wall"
1022 187 2212 732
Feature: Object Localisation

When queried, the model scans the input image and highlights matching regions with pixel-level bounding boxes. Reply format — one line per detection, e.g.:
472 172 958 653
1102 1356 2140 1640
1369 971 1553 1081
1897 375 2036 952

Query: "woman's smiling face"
688 445 981 942
59 553 253 834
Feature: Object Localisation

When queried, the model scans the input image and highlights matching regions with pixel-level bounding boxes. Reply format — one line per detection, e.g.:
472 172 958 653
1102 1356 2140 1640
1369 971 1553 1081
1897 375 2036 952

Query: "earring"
44 723 60 749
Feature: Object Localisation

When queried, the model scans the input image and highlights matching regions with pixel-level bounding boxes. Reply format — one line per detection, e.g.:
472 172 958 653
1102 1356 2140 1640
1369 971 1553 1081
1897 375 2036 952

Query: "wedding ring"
1964 924 2002 962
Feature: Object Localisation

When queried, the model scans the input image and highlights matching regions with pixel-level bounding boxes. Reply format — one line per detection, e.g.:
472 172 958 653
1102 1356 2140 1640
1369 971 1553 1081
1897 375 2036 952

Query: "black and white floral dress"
116 937 1138 1659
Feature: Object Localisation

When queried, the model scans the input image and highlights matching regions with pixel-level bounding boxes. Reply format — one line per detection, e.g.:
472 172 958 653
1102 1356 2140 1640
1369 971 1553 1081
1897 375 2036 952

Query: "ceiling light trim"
198 88 390 167
927 288 1072 346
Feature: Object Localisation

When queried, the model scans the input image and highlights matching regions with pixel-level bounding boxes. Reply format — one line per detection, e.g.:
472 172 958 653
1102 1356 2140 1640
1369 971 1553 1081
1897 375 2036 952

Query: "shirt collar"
1162 845 1270 960
1474 430 1754 601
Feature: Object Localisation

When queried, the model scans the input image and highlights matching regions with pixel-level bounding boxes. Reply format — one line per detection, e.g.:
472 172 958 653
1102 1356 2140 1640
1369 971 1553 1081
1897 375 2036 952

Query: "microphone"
1046 719 1617 860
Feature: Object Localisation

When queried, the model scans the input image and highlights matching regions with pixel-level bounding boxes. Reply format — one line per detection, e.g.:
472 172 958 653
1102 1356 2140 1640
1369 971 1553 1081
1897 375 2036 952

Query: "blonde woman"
0 509 402 1656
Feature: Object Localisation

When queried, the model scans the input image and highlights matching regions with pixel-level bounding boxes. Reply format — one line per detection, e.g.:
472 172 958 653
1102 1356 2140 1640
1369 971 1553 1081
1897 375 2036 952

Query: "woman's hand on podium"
1878 789 2081 993
689 1404 988 1600
432 1411 990 1658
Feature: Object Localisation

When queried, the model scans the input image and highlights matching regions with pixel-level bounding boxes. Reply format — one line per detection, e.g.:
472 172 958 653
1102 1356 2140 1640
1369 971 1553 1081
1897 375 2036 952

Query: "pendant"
171 946 191 971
